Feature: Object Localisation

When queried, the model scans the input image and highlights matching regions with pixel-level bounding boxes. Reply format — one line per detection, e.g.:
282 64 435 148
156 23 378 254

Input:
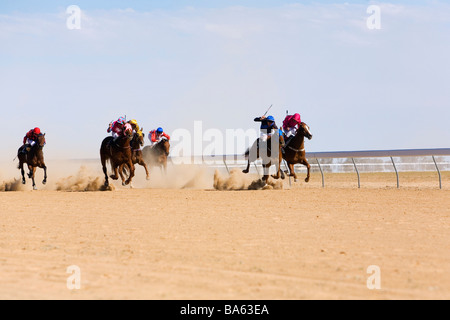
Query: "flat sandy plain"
0 162 449 300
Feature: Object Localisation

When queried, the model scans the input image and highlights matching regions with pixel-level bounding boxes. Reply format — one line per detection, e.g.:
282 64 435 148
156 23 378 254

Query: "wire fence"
169 148 450 189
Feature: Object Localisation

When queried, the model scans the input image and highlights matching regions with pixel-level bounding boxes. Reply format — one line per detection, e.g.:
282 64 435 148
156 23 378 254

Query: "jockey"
254 115 285 148
107 117 126 139
149 127 170 147
21 127 41 154
128 119 142 136
254 115 277 142
282 113 302 146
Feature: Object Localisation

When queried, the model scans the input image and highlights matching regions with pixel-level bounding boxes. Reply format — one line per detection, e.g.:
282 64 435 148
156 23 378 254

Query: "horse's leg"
300 159 311 183
243 140 259 174
271 151 284 180
288 163 298 182
271 163 281 179
137 155 150 180
262 163 270 185
118 164 127 186
110 163 120 181
278 159 285 180
42 164 47 185
20 161 26 184
101 156 109 186
242 160 251 174
279 150 285 180
125 161 135 186
31 166 37 190
27 164 33 179
139 160 150 180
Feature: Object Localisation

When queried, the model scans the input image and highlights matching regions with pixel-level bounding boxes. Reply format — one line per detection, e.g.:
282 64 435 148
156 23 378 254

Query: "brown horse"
123 130 150 181
282 122 313 182
243 130 285 185
100 131 135 187
17 134 47 190
142 138 170 175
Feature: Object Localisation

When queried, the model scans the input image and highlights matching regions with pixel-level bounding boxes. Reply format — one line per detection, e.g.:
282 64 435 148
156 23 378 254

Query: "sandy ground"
0 163 449 300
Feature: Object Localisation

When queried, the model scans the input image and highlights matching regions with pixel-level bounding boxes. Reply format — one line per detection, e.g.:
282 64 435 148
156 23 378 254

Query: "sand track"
0 170 449 300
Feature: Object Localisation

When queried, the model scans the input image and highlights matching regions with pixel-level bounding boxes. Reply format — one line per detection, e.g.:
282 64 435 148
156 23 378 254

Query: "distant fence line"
169 148 450 189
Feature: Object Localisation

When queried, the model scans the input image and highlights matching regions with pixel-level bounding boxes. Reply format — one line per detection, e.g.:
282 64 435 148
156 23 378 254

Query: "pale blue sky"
1 1 449 160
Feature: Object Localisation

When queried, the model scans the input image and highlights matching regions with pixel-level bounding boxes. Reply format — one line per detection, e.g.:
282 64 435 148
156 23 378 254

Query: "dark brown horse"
100 131 135 187
17 134 47 190
242 130 285 185
282 122 313 182
142 138 170 175
123 130 150 181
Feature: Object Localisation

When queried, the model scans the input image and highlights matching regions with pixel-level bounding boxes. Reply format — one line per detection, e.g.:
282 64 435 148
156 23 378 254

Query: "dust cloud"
214 169 283 191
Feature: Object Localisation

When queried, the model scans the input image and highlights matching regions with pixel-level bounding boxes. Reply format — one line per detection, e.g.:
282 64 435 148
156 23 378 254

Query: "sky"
1 0 449 160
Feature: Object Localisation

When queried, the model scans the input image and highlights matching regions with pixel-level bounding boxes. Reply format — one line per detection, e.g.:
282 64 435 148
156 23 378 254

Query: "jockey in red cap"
21 127 42 154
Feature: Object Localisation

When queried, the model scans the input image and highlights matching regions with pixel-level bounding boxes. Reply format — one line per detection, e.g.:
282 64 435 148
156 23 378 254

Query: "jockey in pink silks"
107 117 132 140
282 113 302 146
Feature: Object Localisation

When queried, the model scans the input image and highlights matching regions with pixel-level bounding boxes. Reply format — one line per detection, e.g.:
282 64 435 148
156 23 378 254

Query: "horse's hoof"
22 180 26 185
305 178 310 183
294 179 298 183
42 181 47 185
271 175 279 180
242 170 249 174
146 177 150 181
33 186 37 191
110 175 118 180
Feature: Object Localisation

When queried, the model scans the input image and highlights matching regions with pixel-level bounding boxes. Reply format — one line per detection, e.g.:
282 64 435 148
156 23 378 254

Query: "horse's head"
37 133 46 147
137 129 144 146
134 129 145 147
299 122 313 140
158 138 170 156
123 123 133 140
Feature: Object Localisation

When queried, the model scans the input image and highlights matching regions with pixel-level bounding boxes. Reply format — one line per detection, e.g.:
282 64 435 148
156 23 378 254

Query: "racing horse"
17 133 47 190
100 126 135 187
142 138 170 175
282 122 313 182
242 130 285 185
123 129 150 181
